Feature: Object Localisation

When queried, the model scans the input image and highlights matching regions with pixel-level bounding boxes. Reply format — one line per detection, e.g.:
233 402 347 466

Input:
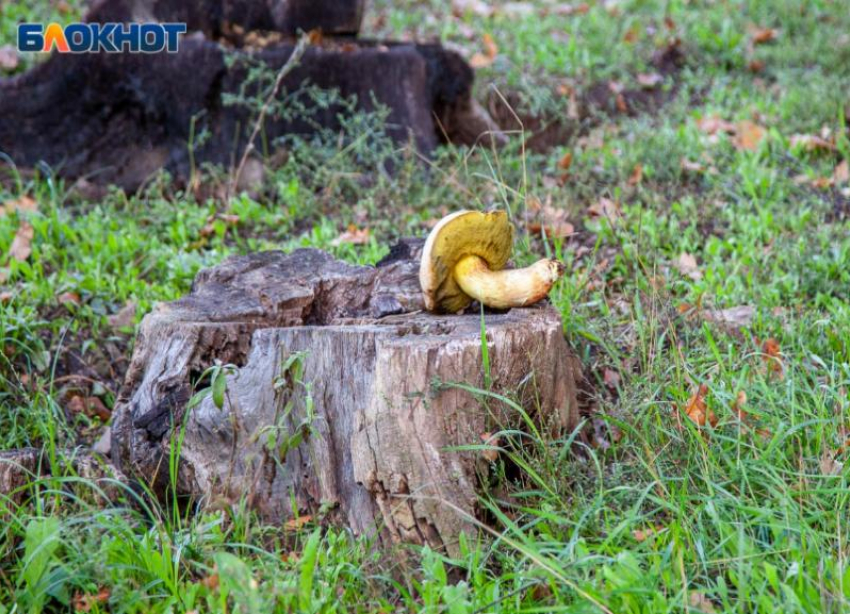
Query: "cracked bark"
111 247 580 554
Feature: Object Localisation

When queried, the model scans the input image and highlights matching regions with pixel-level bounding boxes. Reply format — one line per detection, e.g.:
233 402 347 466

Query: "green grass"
3 0 850 612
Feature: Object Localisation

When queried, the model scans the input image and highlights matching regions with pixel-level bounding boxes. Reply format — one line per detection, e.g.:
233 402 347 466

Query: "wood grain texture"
112 248 579 553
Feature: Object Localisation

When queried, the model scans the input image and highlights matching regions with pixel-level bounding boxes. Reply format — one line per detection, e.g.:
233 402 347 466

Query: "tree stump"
0 0 499 191
111 248 580 553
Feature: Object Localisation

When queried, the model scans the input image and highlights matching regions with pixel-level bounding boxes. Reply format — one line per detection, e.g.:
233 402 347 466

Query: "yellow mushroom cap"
419 210 514 313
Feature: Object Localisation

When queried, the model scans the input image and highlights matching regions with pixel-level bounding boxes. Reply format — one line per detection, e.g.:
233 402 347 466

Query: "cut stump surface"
112 248 579 553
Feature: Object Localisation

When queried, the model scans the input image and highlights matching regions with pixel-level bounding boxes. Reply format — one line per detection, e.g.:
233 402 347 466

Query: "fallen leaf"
200 213 240 238
9 221 34 262
284 515 313 531
587 197 621 221
747 59 765 73
1 195 38 216
526 220 575 239
452 0 493 17
0 45 18 71
57 292 81 306
527 200 575 238
751 26 778 45
789 134 836 153
675 252 702 281
689 592 717 613
67 396 111 421
480 432 500 462
732 390 749 422
603 368 621 388
73 587 110 612
623 26 639 43
637 72 663 89
680 158 705 173
331 225 370 246
199 573 220 590
0 291 13 304
627 163 643 186
820 452 843 476
732 120 766 151
834 160 849 185
567 90 580 120
470 33 499 68
684 383 716 427
632 526 660 542
702 305 755 329
762 337 784 378
696 116 736 136
551 3 590 16
499 2 536 18
558 151 573 171
108 301 137 329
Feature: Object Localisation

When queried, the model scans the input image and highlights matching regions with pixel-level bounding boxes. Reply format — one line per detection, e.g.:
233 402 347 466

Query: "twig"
228 33 310 200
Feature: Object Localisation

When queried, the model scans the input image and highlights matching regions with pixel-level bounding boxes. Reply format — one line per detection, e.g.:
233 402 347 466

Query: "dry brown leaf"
1 195 38 216
587 197 621 221
558 151 573 171
747 59 765 73
696 116 736 136
109 301 137 329
684 383 716 427
57 292 81 306
689 592 717 614
680 158 705 173
73 587 110 612
0 45 18 71
331 225 370 246
732 390 750 422
284 515 313 531
751 26 778 45
9 221 34 262
603 368 621 388
820 452 843 476
0 290 13 304
527 221 575 239
452 0 493 17
551 3 590 16
470 33 499 68
637 72 663 89
623 26 639 44
789 134 836 153
627 163 643 186
527 200 575 238
834 160 849 185
480 432 500 462
702 305 755 329
67 396 111 421
499 2 536 17
733 120 766 151
675 252 702 281
199 573 220 590
762 337 784 379
632 526 661 542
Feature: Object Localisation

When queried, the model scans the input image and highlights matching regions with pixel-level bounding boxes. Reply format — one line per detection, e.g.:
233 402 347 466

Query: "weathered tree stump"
111 248 580 553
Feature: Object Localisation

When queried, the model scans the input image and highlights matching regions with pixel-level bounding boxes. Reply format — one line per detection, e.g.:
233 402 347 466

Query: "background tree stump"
0 0 499 191
111 249 580 554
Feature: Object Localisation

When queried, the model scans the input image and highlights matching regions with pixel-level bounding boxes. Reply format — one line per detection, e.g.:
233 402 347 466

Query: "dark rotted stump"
0 0 499 191
110 248 580 554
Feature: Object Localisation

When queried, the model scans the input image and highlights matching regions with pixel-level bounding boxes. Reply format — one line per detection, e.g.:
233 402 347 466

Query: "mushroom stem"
453 255 565 310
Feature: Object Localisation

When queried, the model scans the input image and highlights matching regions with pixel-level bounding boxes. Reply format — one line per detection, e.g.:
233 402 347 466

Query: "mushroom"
419 210 565 313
